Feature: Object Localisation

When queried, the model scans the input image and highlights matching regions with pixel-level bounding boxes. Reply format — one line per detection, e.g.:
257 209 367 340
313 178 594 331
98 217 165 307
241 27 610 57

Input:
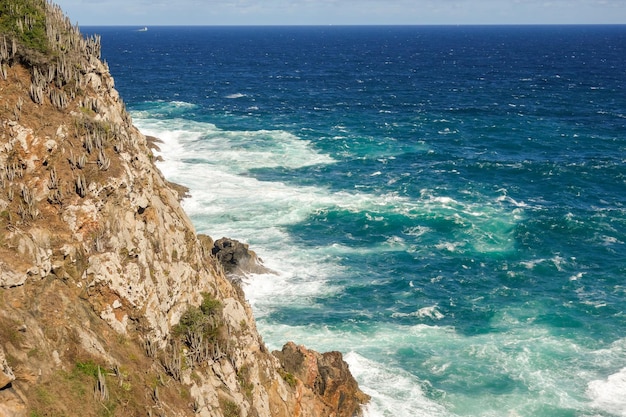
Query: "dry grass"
1 279 196 417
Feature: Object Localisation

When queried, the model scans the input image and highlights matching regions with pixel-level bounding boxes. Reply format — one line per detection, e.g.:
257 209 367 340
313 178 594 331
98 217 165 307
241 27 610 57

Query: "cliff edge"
0 1 369 416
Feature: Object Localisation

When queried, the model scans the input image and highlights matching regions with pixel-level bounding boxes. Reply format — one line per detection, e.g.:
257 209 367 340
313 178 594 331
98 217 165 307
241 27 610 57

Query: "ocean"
85 25 626 416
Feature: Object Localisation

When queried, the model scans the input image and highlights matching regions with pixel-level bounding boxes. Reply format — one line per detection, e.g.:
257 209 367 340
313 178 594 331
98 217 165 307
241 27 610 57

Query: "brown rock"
274 342 370 417
212 237 273 275
0 346 15 389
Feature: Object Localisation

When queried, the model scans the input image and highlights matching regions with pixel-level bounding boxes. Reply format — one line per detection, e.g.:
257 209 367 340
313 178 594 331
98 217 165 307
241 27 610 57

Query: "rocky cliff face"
0 1 368 416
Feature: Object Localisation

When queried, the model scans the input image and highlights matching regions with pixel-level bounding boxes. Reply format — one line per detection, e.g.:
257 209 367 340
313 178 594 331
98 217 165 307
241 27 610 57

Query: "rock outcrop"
212 237 273 276
0 1 368 416
275 343 371 417
0 346 15 389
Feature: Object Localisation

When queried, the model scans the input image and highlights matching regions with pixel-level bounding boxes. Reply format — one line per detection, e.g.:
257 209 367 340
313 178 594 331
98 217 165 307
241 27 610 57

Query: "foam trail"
132 107 539 417
587 368 626 416
254 322 456 417
345 352 454 417
137 112 521 259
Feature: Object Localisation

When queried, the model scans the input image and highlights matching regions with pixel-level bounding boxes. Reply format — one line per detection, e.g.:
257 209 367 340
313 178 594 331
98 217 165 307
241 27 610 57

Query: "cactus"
162 341 182 381
5 162 23 181
97 149 110 171
94 366 109 402
0 36 7 61
49 88 67 109
19 184 39 220
48 166 58 189
47 186 62 205
94 229 106 252
68 149 77 169
76 153 86 169
83 133 94 154
29 83 44 104
75 173 86 197
93 131 103 151
143 337 157 359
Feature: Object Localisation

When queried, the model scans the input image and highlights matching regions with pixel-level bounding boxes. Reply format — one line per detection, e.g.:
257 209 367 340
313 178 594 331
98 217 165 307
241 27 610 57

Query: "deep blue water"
86 25 626 416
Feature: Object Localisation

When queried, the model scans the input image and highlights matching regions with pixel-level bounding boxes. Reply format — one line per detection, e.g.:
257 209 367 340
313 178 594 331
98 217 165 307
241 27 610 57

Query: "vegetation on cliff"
0 1 369 416
0 0 48 55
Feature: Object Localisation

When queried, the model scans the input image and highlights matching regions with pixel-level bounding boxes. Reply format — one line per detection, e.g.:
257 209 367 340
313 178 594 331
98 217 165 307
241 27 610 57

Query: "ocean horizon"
86 24 626 416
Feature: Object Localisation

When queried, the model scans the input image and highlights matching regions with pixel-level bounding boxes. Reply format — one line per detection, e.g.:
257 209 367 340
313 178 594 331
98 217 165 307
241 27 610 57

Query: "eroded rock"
274 342 370 417
0 345 15 389
212 237 272 275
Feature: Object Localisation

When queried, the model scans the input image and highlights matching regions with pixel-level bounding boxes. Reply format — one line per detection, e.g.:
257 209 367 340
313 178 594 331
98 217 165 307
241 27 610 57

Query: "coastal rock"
0 2 367 416
274 342 370 417
212 237 272 275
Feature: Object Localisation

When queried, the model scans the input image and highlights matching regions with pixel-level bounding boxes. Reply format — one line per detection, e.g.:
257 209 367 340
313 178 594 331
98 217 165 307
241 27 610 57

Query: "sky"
53 0 626 26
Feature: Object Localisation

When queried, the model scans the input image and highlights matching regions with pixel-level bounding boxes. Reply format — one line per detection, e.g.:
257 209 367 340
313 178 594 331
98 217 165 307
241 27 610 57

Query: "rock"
0 345 15 389
274 342 370 417
212 237 272 275
0 2 369 415
0 264 25 288
44 139 57 152
0 392 27 417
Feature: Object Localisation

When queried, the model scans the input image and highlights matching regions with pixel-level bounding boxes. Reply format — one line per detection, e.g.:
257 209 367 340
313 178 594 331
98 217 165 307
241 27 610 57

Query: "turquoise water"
89 25 626 416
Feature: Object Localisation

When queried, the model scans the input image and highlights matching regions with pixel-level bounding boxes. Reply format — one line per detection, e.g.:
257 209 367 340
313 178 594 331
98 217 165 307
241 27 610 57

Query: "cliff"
0 1 369 416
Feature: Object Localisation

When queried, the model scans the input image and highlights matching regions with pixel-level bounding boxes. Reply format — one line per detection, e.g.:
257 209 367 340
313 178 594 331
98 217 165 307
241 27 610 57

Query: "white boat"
138 27 148 32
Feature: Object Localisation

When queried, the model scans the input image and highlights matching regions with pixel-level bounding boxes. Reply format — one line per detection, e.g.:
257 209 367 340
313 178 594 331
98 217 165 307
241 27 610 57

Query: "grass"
237 365 254 399
0 0 49 55
74 360 101 378
220 398 241 417
27 355 156 416
278 369 298 388
0 316 23 347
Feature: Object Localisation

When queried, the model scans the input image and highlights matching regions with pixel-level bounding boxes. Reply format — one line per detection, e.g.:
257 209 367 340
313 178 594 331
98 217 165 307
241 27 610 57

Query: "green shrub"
0 0 49 54
200 291 222 316
74 360 101 378
278 369 297 388
177 306 202 335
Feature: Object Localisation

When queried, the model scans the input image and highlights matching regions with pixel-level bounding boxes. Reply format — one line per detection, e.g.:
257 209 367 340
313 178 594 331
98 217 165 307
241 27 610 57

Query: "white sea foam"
404 225 431 237
496 193 529 208
346 352 454 417
587 367 626 416
435 241 462 252
391 305 445 320
249 294 617 417
138 119 336 173
254 322 458 416
266 318 600 415
129 106 590 416
135 112 524 323
169 100 197 108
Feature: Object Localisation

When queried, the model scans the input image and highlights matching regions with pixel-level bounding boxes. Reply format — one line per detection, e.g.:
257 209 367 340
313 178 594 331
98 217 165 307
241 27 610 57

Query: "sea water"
86 25 626 416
